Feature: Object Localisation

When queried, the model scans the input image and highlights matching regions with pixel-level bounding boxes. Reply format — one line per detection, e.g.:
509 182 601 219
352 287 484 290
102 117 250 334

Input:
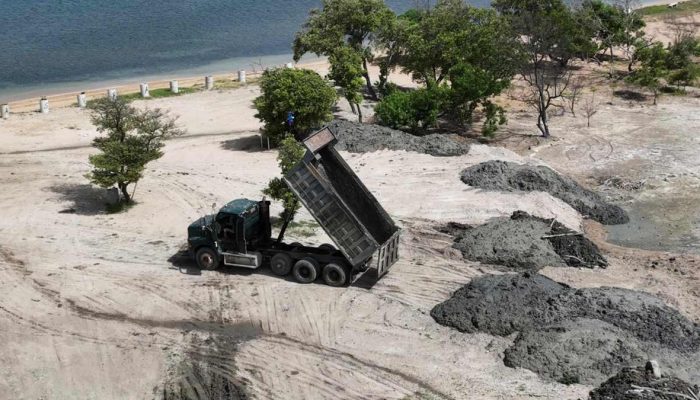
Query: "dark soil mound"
431 273 700 384
590 366 699 400
460 161 629 225
504 319 649 385
449 211 607 271
328 120 469 156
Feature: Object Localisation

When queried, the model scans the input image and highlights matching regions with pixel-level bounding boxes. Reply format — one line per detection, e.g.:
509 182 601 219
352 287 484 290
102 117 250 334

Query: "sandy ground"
3 18 700 396
1 76 699 399
0 84 589 400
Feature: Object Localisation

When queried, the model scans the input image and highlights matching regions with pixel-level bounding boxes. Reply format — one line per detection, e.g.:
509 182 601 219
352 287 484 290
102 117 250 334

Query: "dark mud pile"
461 161 629 225
447 211 607 271
590 366 699 400
328 120 469 156
431 273 700 384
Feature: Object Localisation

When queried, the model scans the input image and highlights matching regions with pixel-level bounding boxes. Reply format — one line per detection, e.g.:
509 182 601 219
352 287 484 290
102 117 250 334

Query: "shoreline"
0 54 328 113
0 0 681 112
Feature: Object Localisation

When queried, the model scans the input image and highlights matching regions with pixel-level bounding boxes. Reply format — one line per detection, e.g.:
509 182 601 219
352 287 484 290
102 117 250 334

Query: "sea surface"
0 0 662 102
0 0 422 102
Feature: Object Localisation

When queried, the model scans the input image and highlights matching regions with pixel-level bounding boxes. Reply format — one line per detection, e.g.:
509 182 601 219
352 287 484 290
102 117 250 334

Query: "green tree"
328 46 366 122
262 135 306 221
391 0 520 87
494 0 579 137
448 63 510 135
627 43 668 105
582 0 645 73
666 34 700 88
494 0 593 66
253 68 337 145
293 0 395 99
375 0 519 135
87 97 183 204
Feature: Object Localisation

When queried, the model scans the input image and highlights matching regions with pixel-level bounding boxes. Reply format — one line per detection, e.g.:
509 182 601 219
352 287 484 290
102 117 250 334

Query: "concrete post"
170 80 179 94
77 92 87 108
40 97 49 114
205 76 214 90
108 88 118 100
1 104 9 119
285 62 293 69
140 83 150 98
238 70 246 83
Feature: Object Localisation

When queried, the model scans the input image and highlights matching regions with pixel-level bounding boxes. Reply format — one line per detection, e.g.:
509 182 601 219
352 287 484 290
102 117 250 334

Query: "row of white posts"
0 64 290 118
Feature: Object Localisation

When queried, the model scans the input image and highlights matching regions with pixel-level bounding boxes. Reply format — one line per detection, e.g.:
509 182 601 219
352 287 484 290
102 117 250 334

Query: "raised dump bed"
285 127 400 277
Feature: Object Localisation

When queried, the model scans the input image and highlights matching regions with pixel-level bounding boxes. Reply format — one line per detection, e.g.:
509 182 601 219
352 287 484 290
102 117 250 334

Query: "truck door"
235 216 246 253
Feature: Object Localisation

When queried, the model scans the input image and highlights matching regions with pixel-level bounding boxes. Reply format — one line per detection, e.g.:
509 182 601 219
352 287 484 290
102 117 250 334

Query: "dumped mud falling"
444 211 607 271
431 273 700 385
461 160 629 225
329 120 469 156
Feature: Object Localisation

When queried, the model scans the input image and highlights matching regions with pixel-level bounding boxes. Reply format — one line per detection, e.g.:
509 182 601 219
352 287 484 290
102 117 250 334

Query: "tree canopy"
327 46 366 122
253 68 337 145
374 0 520 135
293 0 395 99
87 97 183 204
262 135 306 221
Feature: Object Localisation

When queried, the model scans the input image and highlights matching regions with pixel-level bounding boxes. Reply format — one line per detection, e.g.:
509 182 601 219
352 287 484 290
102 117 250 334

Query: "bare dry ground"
2 37 700 399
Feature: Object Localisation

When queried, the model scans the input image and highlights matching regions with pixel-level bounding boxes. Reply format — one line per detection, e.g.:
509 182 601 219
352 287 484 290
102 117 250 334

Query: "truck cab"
188 199 268 269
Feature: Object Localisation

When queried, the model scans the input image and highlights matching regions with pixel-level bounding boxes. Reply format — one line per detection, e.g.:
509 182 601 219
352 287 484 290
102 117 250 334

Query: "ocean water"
0 0 660 102
0 0 421 101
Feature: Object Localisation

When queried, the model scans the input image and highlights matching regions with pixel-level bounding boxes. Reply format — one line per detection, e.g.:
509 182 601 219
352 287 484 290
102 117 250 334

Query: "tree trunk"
362 58 377 100
356 103 363 123
119 182 131 203
349 100 357 115
609 46 615 77
537 112 550 138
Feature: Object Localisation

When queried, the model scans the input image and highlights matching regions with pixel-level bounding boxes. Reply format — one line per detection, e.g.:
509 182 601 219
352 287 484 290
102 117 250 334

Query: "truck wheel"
319 243 336 253
196 247 219 270
293 258 319 284
270 253 293 276
322 263 347 287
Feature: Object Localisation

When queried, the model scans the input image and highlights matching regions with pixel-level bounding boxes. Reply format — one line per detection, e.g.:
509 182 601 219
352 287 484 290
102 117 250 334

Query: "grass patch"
121 86 199 101
639 0 700 16
213 77 260 90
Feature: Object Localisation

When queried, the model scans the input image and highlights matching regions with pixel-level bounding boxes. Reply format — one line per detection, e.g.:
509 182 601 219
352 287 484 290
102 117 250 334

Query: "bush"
253 68 337 145
375 90 414 129
375 86 447 132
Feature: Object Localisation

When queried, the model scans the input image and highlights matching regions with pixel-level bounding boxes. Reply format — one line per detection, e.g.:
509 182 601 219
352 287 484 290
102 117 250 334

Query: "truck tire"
293 258 319 284
196 247 219 270
322 263 347 287
270 253 293 276
319 243 336 253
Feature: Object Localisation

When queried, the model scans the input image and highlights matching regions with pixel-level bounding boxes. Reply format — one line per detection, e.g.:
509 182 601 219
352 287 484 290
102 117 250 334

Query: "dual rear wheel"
269 253 347 286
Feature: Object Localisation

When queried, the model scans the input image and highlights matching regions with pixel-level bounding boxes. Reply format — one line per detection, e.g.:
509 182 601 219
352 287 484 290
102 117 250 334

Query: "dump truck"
186 126 400 286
